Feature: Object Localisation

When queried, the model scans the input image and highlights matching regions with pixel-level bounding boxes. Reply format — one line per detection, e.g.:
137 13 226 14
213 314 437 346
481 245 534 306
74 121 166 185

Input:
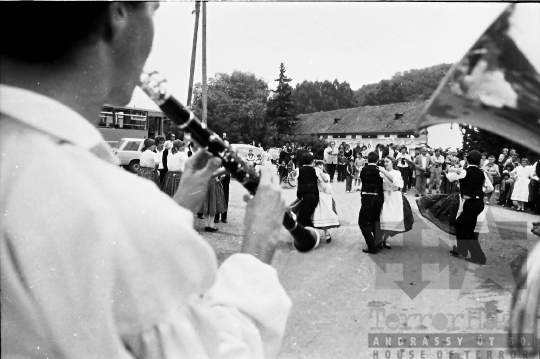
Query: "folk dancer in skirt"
161 140 188 197
311 160 340 243
359 151 385 254
417 150 493 265
200 175 227 232
378 156 414 249
510 158 534 212
137 138 160 187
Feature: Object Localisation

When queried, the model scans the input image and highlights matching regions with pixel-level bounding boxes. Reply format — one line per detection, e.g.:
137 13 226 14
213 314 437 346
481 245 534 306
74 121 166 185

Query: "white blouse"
382 169 404 191
167 150 188 172
139 149 156 168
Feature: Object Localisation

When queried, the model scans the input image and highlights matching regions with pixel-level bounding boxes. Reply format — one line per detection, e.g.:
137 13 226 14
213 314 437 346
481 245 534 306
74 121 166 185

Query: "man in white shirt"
0 3 291 358
154 136 167 184
413 147 431 197
428 148 445 194
163 133 175 150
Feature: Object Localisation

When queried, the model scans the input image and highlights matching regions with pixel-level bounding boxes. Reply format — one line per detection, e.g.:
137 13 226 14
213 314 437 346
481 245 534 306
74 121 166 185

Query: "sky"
130 2 512 150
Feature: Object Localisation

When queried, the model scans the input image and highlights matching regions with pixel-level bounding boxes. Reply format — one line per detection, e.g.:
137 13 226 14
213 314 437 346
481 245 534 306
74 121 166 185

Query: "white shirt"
431 155 444 166
382 169 404 191
167 150 188 172
155 148 165 169
421 156 427 169
0 84 291 358
262 151 273 162
164 140 174 150
446 164 494 193
395 153 412 168
139 149 156 168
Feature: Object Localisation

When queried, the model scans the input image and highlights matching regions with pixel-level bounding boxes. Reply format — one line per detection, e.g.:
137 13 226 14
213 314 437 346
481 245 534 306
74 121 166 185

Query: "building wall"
319 132 428 151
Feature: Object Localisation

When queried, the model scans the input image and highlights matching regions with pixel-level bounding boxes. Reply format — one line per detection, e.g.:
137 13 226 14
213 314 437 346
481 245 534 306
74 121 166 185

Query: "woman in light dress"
161 140 188 196
510 158 534 212
378 156 414 249
137 138 161 187
312 160 340 243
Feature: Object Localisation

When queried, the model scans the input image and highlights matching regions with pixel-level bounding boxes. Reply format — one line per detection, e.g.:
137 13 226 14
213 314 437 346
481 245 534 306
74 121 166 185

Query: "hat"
144 138 155 147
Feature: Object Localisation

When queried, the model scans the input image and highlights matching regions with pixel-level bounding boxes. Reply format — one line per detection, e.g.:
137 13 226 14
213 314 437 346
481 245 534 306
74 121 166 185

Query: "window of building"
362 135 377 139
397 134 410 138
351 134 357 139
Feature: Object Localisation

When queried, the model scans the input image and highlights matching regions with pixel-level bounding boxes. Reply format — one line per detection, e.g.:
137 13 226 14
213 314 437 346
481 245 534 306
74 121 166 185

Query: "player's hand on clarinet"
241 162 286 265
173 150 223 214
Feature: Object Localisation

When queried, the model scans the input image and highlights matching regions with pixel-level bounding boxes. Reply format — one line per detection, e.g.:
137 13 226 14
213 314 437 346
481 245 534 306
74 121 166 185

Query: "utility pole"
201 1 208 124
186 1 200 107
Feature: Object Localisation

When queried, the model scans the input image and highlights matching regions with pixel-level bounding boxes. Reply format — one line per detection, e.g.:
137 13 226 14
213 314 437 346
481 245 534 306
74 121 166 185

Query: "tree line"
191 62 537 157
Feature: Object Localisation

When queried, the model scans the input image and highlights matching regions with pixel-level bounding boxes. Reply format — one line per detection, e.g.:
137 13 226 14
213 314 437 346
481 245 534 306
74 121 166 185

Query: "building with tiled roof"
291 101 429 150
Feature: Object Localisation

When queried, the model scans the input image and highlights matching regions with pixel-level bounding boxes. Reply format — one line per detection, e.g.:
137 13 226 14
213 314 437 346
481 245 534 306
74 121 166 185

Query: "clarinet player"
0 3 291 357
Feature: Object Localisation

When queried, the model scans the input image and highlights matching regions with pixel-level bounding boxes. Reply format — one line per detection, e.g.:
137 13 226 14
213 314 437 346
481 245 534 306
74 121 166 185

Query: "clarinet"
139 71 320 252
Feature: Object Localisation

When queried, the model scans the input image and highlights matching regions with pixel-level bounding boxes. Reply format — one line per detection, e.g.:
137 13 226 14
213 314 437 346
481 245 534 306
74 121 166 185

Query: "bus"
98 104 178 148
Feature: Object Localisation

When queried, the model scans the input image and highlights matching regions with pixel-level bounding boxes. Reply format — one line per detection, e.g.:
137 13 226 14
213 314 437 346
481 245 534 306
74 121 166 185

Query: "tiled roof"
291 100 429 135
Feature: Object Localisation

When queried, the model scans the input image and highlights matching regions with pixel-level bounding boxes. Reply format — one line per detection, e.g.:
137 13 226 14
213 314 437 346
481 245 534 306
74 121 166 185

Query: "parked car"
112 138 144 173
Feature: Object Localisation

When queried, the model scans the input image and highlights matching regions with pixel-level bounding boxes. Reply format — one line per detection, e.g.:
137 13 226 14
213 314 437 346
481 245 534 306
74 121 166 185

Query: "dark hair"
1 3 108 62
155 136 165 145
367 151 379 164
466 150 482 166
302 152 314 164
481 152 488 158
141 138 155 152
314 160 324 166
1 3 145 63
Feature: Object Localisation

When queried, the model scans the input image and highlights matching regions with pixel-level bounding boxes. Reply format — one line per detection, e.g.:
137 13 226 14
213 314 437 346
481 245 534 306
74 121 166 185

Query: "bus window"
99 107 114 127
114 109 148 130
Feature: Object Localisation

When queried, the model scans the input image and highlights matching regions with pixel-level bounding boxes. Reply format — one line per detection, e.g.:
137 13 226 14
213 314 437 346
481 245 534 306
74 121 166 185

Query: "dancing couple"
358 152 413 254
417 150 493 265
294 153 340 244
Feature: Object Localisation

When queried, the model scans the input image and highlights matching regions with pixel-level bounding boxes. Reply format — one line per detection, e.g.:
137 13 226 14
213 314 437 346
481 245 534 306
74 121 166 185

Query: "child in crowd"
498 171 514 207
346 158 354 192
354 152 364 191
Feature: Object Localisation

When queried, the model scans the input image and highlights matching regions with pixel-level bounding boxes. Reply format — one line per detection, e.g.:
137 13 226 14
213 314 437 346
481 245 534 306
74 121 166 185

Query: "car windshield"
123 141 142 151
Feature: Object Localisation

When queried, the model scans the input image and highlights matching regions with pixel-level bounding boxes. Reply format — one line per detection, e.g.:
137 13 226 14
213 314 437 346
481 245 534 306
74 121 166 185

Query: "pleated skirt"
137 167 160 187
200 180 227 215
161 171 182 197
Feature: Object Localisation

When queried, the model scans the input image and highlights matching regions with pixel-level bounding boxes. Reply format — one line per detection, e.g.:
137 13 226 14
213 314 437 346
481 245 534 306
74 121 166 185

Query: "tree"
291 79 357 114
267 63 296 141
191 71 271 144
460 125 539 160
354 63 453 106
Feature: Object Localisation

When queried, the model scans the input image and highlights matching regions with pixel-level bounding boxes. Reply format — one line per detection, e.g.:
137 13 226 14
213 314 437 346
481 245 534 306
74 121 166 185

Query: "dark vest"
297 166 319 197
360 164 383 195
459 165 485 198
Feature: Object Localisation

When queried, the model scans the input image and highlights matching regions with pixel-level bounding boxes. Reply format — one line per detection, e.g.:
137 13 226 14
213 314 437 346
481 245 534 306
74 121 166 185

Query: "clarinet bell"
292 226 320 252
